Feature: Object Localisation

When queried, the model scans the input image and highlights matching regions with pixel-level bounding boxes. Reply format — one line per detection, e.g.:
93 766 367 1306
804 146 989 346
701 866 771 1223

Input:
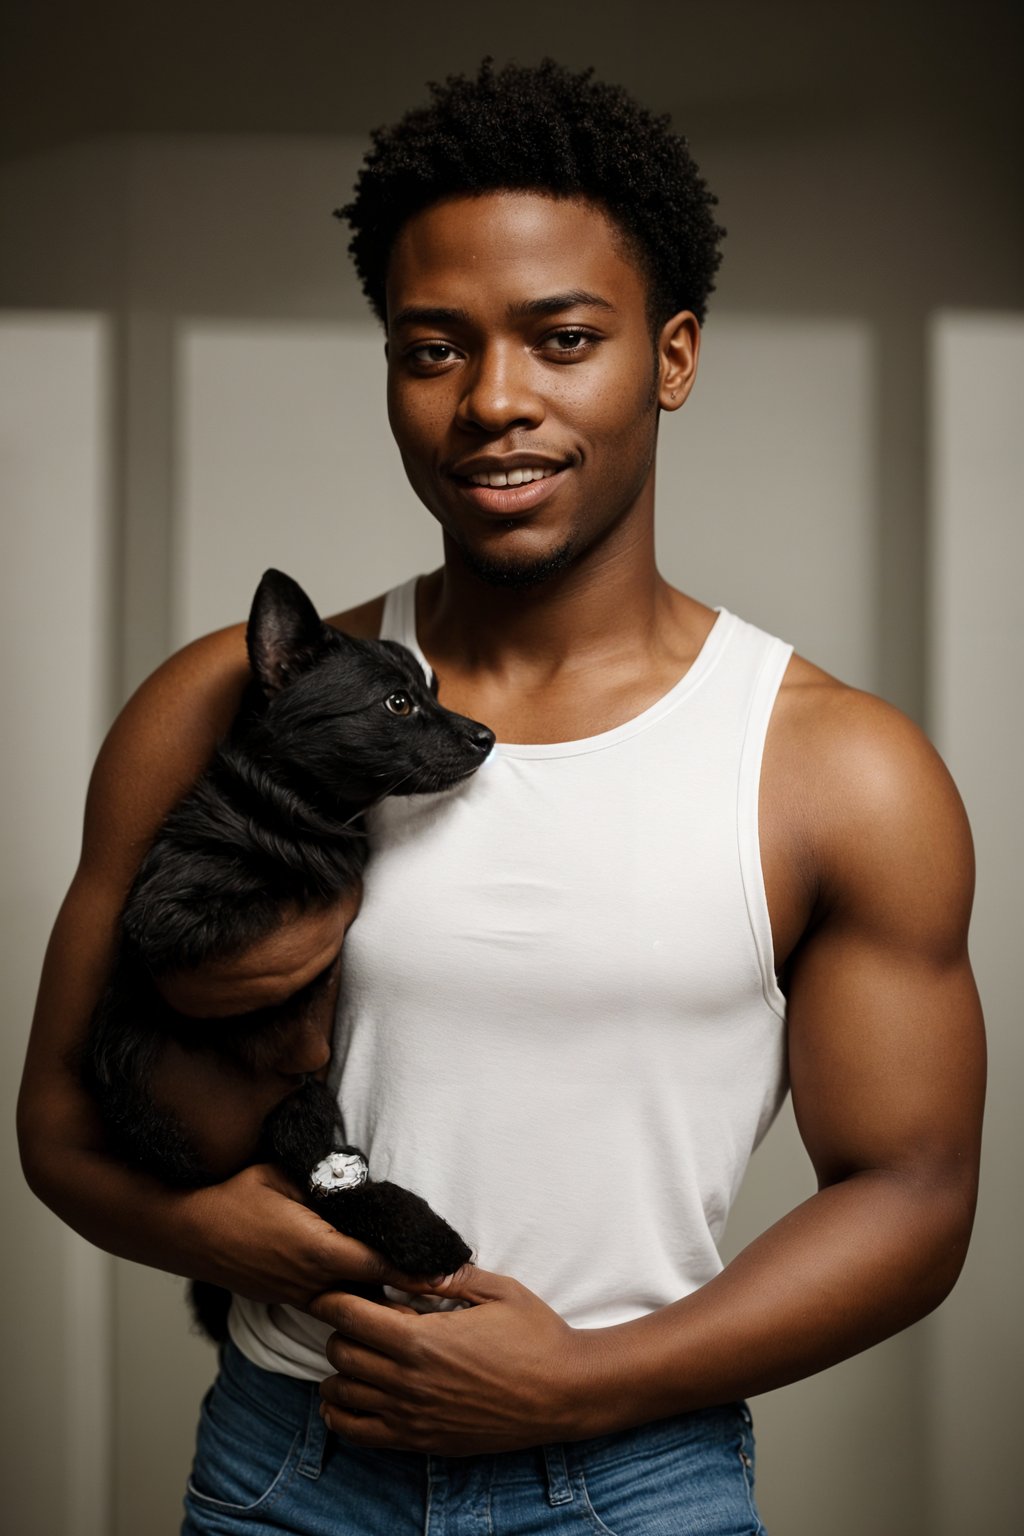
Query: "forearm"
570 1167 974 1437
20 1095 237 1284
21 1113 395 1313
21 857 366 1293
311 1165 977 1456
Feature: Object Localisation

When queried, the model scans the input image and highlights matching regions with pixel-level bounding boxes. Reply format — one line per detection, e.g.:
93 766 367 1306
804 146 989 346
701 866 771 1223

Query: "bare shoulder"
772 651 965 825
766 652 974 952
82 621 252 886
773 652 936 763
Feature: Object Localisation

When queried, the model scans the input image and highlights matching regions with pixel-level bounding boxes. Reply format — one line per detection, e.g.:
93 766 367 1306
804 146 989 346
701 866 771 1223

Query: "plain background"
2 3 1022 1532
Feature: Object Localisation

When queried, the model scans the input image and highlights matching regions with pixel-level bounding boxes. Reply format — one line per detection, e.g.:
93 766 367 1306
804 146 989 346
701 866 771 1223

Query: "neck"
420 511 701 682
411 491 719 744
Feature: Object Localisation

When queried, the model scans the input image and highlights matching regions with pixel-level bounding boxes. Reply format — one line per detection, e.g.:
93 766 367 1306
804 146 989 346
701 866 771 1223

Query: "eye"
384 691 414 716
540 328 599 359
408 341 460 369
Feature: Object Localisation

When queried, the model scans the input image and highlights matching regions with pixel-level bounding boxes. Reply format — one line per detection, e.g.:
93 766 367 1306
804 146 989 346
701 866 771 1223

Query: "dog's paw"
380 1221 473 1278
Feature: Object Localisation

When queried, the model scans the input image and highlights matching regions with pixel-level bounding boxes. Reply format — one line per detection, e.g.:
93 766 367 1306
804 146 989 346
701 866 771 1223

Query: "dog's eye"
384 691 414 717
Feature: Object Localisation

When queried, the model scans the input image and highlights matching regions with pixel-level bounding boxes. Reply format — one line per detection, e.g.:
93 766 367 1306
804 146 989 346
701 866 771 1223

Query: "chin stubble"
457 531 581 589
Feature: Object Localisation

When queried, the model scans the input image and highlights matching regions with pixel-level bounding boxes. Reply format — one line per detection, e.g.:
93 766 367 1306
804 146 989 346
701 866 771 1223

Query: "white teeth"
467 466 558 487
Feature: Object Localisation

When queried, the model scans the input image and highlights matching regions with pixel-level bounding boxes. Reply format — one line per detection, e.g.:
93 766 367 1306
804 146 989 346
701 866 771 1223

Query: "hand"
310 1266 599 1454
182 1161 425 1308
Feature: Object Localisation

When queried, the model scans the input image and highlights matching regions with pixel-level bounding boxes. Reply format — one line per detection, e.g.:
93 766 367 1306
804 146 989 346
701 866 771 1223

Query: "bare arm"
17 606 406 1304
312 685 985 1451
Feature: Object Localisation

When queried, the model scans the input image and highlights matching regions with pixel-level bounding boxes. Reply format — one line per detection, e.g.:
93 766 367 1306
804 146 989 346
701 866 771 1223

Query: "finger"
323 1333 406 1391
318 1372 394 1419
307 1289 415 1355
305 1223 416 1293
411 1263 517 1305
319 1402 404 1450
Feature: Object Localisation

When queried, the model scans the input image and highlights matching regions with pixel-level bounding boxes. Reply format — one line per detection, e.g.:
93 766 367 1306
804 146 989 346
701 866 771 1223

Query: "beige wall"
2 90 1020 1536
1 314 116 1536
927 314 1024 1536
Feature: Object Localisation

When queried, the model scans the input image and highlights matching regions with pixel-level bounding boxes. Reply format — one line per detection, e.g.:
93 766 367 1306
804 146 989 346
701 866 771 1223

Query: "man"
19 59 983 1534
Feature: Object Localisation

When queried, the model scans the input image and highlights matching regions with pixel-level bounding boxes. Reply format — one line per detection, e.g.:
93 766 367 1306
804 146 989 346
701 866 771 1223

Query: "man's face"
146 955 341 1183
385 192 670 588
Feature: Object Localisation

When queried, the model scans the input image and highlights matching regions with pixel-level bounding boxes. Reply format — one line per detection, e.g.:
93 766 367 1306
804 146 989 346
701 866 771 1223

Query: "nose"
469 724 496 756
275 1016 332 1078
457 342 544 434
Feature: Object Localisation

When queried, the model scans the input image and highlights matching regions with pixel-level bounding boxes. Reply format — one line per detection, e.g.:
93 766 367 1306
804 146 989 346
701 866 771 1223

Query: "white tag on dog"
309 1150 369 1195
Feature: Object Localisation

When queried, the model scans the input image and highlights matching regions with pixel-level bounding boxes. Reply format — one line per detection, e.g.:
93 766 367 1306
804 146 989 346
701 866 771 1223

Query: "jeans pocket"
574 1407 766 1536
185 1375 302 1515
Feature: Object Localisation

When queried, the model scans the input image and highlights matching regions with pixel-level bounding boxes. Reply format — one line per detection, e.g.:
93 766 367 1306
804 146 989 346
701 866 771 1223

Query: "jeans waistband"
221 1336 750 1487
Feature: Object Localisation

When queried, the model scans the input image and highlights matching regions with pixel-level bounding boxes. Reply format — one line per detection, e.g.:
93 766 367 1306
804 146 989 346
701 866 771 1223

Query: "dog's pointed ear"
247 570 330 695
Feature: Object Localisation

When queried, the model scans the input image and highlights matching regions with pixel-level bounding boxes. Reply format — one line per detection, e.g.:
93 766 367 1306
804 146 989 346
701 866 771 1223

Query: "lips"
448 452 572 516
451 465 569 517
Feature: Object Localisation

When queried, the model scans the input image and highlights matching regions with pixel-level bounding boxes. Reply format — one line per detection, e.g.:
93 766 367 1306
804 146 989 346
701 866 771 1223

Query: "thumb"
420 1263 518 1305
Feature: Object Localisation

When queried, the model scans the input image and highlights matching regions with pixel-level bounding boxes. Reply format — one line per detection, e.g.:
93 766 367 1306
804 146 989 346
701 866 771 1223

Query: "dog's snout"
469 725 496 756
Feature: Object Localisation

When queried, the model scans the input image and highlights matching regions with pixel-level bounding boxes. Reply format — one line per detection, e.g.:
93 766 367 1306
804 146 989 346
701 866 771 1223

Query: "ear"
247 569 329 695
656 311 701 412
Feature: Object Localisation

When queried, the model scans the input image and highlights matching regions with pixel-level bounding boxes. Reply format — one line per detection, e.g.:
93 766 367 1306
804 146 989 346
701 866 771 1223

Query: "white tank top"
230 580 792 1379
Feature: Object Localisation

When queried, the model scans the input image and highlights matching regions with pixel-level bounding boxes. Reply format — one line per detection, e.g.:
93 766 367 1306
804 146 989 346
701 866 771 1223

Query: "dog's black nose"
470 725 496 755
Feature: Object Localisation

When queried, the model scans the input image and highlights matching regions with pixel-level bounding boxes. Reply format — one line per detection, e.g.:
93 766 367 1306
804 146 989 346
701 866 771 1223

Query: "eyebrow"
389 290 616 331
390 305 469 330
508 290 616 319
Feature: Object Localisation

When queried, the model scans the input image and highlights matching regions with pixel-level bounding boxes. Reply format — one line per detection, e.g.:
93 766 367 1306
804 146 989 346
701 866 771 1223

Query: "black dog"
83 569 493 1339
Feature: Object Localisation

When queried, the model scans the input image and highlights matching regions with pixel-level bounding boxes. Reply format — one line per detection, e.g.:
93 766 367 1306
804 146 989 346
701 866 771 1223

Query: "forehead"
385 192 648 323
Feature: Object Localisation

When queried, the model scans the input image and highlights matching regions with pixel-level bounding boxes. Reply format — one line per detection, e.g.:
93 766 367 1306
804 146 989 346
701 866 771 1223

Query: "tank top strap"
734 625 794 1021
380 576 431 680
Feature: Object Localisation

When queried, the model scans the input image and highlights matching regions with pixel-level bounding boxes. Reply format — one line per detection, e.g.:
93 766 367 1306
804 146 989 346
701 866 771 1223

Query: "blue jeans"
182 1340 766 1535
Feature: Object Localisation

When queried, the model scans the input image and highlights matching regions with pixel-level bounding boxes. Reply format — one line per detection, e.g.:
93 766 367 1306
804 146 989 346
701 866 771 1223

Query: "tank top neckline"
385 576 736 761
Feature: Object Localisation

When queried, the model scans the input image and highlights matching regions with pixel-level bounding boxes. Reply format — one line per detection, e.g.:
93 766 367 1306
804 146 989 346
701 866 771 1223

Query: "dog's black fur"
82 569 492 1340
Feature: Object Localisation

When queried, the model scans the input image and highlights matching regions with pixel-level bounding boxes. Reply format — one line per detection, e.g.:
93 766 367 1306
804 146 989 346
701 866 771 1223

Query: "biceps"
785 926 985 1190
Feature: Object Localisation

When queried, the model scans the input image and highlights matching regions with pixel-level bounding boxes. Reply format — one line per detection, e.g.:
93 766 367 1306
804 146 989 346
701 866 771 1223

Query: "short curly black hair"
337 58 725 330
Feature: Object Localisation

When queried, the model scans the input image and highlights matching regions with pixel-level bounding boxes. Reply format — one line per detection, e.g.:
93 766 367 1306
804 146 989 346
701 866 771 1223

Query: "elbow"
822 1158 981 1338
928 1190 977 1308
17 1093 61 1210
894 1162 979 1320
16 1076 99 1221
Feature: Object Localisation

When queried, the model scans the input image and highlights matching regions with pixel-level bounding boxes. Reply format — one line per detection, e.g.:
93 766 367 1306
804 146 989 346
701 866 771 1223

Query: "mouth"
395 757 492 796
464 464 560 488
450 463 569 517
